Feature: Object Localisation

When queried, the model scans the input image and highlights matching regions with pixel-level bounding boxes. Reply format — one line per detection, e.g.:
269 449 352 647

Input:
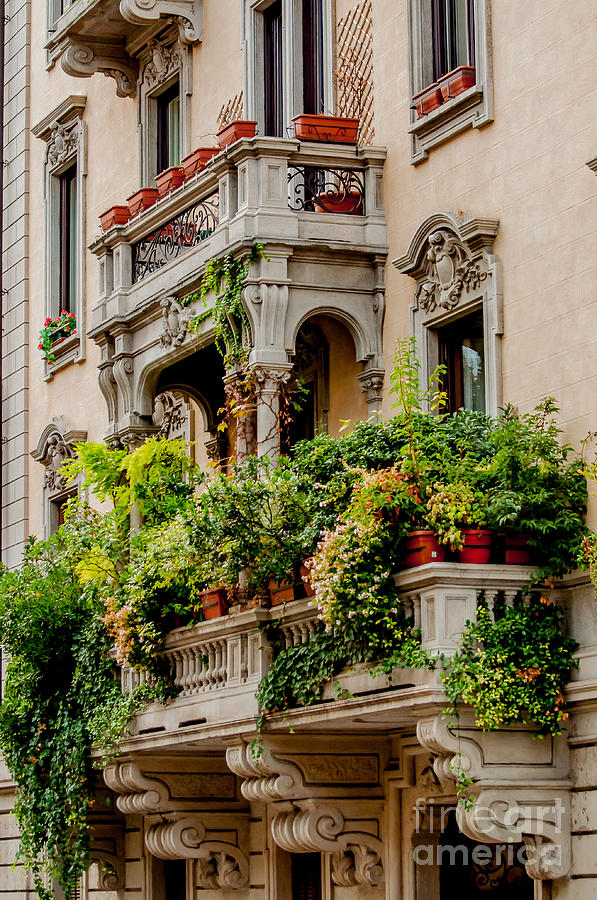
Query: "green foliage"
184 244 268 367
37 311 77 366
442 598 578 735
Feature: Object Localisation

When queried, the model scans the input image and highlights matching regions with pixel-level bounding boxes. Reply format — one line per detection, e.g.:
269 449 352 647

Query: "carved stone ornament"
160 295 190 347
61 41 137 98
47 121 78 170
145 815 249 889
152 390 189 439
358 368 384 404
144 38 181 88
416 229 485 312
31 426 87 496
416 715 571 881
119 0 203 44
89 851 125 891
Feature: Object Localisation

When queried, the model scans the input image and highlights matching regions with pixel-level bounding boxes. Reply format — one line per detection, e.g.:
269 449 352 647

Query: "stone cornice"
31 95 87 141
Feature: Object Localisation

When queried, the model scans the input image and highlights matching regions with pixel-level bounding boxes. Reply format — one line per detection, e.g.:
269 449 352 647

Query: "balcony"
88 137 387 448
118 562 538 754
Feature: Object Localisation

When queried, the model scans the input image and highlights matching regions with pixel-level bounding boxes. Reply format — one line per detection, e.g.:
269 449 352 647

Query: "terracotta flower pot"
292 114 359 144
100 205 130 231
300 562 316 598
155 166 186 197
181 147 219 178
313 190 363 215
412 84 444 117
201 588 228 620
269 578 295 606
127 187 159 217
437 65 476 101
457 529 493 565
505 533 532 565
403 531 446 568
217 121 257 148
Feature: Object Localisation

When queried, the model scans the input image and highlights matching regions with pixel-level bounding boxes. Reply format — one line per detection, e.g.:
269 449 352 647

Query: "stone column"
224 369 257 464
253 365 293 460
358 368 385 416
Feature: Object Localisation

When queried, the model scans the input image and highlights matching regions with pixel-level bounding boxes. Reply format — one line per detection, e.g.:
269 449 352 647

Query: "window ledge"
409 83 491 164
44 333 81 380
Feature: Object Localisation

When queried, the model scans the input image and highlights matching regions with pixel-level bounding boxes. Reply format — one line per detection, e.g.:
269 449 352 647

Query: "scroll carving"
416 230 485 312
61 42 137 98
119 0 202 44
89 851 124 891
103 761 170 815
160 296 190 347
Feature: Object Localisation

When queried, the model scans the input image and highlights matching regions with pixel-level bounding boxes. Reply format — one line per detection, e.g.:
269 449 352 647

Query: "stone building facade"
1 0 597 897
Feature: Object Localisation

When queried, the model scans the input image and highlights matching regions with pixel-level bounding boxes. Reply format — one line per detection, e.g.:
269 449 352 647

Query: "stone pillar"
224 369 257 463
358 368 385 416
253 365 293 460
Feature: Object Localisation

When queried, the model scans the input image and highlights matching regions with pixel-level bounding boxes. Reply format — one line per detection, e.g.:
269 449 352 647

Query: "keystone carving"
143 38 181 88
47 121 78 169
61 41 137 98
145 815 249 888
416 715 571 881
120 0 203 44
160 296 190 347
416 230 485 312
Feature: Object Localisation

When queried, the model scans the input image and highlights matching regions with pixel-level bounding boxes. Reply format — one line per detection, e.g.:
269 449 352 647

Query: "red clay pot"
403 531 446 568
201 588 228 620
437 65 476 101
457 529 493 564
217 121 257 148
181 147 219 178
300 562 316 598
127 187 159 217
313 190 363 215
505 533 532 565
292 114 359 144
412 84 444 117
155 166 186 197
269 578 295 606
100 205 130 231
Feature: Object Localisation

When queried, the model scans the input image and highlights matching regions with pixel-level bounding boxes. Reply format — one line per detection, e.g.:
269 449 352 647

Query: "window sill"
44 333 81 380
409 83 491 164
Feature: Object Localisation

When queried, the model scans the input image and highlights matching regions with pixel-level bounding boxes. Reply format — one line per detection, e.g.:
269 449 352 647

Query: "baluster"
485 590 499 621
218 640 228 686
188 646 201 693
207 644 217 689
504 589 517 608
413 594 422 630
197 644 209 692
213 642 222 688
402 595 414 622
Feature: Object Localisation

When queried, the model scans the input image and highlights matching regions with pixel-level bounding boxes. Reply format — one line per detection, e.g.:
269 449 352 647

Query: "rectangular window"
438 310 485 413
302 0 325 114
59 164 77 314
157 81 181 173
292 852 322 900
264 0 284 136
432 0 475 80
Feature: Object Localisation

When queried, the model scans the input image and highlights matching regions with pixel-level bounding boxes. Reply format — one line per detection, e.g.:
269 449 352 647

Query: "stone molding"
416 714 571 881
31 425 87 498
393 210 502 416
145 814 249 888
120 0 202 44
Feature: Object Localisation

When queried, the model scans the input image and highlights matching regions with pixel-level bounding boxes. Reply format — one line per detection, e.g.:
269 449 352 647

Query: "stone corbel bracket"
417 714 571 880
89 850 125 891
120 0 202 43
145 814 249 889
61 40 138 98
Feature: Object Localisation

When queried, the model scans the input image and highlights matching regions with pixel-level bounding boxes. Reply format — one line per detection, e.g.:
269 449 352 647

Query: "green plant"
184 244 268 367
37 311 77 365
425 481 487 548
442 597 578 736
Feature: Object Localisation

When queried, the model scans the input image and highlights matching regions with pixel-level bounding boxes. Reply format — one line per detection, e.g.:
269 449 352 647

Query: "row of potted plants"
412 64 476 117
100 113 361 231
403 528 531 567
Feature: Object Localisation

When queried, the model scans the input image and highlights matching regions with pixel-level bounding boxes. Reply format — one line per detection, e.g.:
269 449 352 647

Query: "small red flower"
44 317 52 326
37 343 43 349
61 309 67 315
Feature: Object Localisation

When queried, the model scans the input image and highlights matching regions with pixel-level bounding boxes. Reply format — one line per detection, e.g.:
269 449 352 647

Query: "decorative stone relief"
61 42 138 98
31 426 87 498
46 121 78 170
89 850 124 891
416 714 571 881
160 296 190 347
358 368 384 409
416 230 485 312
152 390 190 440
144 38 182 88
120 0 202 44
145 815 249 888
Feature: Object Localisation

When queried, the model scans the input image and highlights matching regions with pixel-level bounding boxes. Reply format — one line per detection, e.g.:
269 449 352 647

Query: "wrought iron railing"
132 191 219 282
287 165 365 215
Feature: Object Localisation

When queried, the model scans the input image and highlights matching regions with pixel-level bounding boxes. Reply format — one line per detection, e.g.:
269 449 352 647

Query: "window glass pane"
461 333 485 412
437 310 485 414
68 170 78 310
454 0 469 66
168 95 180 167
59 165 77 314
264 0 284 136
303 0 325 114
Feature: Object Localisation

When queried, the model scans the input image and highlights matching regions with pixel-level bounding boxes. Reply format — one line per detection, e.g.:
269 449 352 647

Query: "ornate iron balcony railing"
287 165 366 214
132 191 219 282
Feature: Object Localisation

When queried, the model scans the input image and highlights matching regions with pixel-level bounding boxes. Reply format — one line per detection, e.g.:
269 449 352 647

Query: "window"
432 0 474 80
302 0 325 114
407 0 493 163
291 852 322 900
264 1 284 136
283 322 329 451
59 164 78 314
437 310 485 413
157 81 181 172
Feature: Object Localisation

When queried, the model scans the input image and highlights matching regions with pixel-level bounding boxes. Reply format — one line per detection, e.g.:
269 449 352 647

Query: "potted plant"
412 83 444 117
200 588 228 619
300 561 315 598
268 578 296 606
38 311 77 365
403 530 447 567
127 187 159 217
217 121 257 148
100 205 130 231
436 65 476 101
425 482 492 564
155 165 186 197
292 114 359 144
181 147 219 178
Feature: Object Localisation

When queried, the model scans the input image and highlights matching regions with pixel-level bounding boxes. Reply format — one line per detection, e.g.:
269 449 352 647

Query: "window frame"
243 0 334 138
156 79 181 173
407 0 493 164
59 162 78 314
